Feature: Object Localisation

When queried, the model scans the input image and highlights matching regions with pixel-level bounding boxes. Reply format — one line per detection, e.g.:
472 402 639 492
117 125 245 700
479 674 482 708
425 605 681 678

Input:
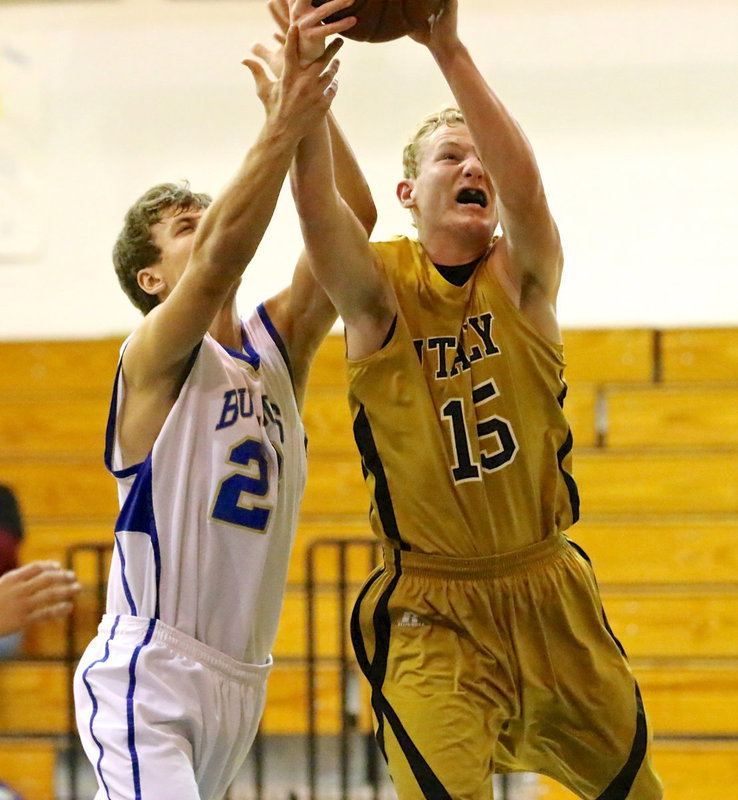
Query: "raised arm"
124 28 341 389
416 0 563 337
269 113 379 406
115 28 342 465
286 0 395 360
251 0 379 402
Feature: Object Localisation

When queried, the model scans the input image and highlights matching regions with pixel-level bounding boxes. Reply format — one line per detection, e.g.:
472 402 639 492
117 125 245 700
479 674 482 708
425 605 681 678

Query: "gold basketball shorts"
350 533 663 800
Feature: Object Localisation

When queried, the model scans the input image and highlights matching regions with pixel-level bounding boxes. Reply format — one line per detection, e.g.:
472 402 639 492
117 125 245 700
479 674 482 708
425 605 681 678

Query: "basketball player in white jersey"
73 3 370 799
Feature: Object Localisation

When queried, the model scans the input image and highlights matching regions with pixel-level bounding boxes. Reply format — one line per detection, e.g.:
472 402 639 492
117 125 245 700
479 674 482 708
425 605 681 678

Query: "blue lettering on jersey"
414 312 500 380
211 390 285 531
212 438 272 532
215 388 285 453
215 388 255 430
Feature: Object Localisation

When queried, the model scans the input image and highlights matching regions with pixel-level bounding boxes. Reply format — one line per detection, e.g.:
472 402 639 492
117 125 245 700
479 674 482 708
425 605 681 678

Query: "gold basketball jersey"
347 236 579 556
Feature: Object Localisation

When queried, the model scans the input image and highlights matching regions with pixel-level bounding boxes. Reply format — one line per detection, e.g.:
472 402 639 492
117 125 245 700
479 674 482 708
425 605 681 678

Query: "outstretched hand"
250 0 355 80
250 0 290 79
290 0 357 64
409 0 459 52
243 25 343 140
0 561 81 637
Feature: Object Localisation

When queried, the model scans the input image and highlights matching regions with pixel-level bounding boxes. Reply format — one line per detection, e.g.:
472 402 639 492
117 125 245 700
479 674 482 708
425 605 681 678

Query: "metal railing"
55 536 735 799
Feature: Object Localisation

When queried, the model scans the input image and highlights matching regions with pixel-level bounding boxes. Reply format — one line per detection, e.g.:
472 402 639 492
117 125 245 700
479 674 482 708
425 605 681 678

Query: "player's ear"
137 266 166 298
396 179 416 209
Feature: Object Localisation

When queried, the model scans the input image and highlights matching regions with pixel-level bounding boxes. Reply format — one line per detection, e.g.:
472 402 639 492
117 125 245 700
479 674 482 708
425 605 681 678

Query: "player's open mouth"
456 188 488 208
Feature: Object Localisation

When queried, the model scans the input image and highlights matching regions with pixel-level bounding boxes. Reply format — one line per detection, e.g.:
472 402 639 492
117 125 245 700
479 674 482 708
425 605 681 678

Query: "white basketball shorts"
74 614 272 800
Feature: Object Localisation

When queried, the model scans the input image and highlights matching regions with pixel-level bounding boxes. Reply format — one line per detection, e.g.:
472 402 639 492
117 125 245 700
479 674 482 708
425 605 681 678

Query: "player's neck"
208 300 242 351
419 229 490 267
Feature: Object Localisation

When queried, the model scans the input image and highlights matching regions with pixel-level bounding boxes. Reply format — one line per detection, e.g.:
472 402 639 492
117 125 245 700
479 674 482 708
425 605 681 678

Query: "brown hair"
112 181 211 314
402 107 466 179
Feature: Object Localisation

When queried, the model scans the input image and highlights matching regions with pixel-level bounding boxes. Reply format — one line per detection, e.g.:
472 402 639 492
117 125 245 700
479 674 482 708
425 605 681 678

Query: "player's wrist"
260 114 303 159
428 35 464 65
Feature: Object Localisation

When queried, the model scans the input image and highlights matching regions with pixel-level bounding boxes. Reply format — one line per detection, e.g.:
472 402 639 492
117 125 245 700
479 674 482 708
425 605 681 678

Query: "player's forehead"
425 123 472 151
153 205 204 232
417 123 474 165
162 204 204 223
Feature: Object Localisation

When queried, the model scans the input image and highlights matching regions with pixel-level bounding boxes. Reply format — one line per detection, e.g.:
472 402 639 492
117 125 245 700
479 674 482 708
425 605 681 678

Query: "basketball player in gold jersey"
285 0 663 797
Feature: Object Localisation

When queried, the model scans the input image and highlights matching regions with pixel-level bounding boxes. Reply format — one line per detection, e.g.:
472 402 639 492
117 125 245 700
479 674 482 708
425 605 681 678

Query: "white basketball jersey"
103 304 306 664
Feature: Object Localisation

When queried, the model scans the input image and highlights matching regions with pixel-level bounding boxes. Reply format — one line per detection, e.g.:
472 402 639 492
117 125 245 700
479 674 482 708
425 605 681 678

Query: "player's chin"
455 210 495 236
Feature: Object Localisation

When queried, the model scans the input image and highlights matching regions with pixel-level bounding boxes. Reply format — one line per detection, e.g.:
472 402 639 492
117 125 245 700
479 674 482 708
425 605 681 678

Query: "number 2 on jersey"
211 437 272 532
441 379 518 483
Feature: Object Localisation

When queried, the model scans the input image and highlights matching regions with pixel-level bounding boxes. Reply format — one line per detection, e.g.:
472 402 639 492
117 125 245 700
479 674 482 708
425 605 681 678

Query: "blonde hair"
402 107 466 179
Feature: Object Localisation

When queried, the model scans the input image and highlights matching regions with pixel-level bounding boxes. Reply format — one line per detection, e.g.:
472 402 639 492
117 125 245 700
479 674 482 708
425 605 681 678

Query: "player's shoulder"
370 236 426 280
371 235 417 257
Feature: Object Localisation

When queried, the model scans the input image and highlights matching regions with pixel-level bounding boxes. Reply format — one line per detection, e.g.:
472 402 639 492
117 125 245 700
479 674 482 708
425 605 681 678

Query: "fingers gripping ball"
311 0 445 43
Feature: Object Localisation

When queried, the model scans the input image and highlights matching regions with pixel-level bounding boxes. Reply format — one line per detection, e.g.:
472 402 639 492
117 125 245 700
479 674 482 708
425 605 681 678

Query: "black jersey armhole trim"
380 316 398 349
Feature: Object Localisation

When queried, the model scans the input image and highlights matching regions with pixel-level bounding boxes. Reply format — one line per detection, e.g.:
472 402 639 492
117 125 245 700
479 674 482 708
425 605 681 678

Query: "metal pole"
64 542 112 800
338 541 351 800
251 728 264 800
306 542 318 800
64 546 79 800
367 542 381 800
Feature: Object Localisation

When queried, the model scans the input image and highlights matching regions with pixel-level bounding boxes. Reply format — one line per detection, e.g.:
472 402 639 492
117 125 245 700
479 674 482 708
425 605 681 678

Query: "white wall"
1 0 736 339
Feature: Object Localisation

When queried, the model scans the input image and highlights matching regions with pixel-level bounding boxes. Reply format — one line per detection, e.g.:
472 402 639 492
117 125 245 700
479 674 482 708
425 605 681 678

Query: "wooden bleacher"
0 740 57 800
0 327 736 799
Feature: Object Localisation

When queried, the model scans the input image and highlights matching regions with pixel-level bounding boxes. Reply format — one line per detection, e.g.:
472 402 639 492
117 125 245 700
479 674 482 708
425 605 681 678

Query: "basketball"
312 0 446 43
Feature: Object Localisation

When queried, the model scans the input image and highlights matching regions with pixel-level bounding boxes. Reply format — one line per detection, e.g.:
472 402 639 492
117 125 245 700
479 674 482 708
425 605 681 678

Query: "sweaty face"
409 124 497 243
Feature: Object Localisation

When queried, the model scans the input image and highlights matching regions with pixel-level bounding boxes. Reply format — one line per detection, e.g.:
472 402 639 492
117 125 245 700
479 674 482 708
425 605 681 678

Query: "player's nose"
463 154 485 179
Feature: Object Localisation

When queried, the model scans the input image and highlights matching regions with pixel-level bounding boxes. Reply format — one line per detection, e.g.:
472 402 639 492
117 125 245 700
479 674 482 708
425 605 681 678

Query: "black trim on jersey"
350 564 392 759
556 429 581 524
256 302 293 383
557 382 568 408
567 538 649 797
350 567 385 679
567 539 627 658
353 550 453 799
380 316 398 350
375 694 454 800
433 257 482 286
368 549 401 686
352 405 409 550
597 683 649 800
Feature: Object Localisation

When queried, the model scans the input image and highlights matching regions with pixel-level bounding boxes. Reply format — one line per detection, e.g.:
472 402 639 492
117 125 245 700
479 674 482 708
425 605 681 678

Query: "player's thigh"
78 689 201 798
104 729 200 800
378 685 497 800
196 670 268 800
75 636 202 800
528 670 661 800
353 568 507 799
517 549 662 799
378 623 505 799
